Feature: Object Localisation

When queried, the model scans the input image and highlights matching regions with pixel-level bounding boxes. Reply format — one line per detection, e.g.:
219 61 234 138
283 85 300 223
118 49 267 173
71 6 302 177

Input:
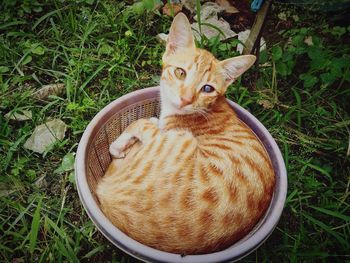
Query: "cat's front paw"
109 133 135 159
109 141 126 159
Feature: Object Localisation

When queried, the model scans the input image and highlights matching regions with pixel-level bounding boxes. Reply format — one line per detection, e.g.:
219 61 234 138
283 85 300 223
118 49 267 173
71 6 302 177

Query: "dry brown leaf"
304 36 313 46
192 17 237 41
156 33 168 45
162 3 183 17
5 110 32 121
181 0 196 13
257 99 274 109
215 0 239 14
34 83 65 100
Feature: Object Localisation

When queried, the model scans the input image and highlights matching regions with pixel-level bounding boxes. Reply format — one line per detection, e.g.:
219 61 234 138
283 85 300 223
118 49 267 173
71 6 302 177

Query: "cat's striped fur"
96 13 275 254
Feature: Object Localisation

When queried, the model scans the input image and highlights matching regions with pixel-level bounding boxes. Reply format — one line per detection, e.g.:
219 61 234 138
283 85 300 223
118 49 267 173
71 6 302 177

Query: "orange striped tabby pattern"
96 13 275 254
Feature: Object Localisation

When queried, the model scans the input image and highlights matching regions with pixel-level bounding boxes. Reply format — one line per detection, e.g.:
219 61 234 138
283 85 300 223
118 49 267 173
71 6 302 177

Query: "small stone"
23 119 67 154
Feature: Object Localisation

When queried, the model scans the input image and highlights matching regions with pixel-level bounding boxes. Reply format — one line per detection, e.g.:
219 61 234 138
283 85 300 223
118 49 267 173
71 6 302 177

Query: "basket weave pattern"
86 98 160 197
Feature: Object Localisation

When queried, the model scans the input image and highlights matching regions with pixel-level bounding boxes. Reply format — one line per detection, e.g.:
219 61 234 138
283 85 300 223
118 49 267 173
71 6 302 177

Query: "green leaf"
272 46 283 60
0 66 10 73
307 47 324 61
32 45 45 55
22 55 32 65
83 245 105 258
54 153 75 174
99 43 113 55
292 34 304 46
131 2 145 14
29 198 42 254
33 6 43 12
68 171 75 185
276 61 288 76
259 50 268 64
320 73 336 85
143 0 155 10
300 73 318 88
330 26 346 37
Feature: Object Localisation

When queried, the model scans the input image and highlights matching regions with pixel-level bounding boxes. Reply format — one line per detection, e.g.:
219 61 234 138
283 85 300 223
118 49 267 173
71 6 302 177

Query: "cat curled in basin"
97 13 275 254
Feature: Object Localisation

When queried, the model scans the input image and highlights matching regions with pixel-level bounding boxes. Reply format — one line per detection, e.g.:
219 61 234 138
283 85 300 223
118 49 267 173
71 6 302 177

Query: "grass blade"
32 7 68 30
302 212 347 247
309 205 350 222
29 198 42 254
0 20 27 30
78 64 106 97
83 245 105 258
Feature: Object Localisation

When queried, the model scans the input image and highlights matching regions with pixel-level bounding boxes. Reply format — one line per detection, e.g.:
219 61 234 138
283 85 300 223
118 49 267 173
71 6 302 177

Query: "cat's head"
160 13 256 114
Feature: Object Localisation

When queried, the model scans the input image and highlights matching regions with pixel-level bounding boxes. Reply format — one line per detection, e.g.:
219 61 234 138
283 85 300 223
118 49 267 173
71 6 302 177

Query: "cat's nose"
180 97 193 108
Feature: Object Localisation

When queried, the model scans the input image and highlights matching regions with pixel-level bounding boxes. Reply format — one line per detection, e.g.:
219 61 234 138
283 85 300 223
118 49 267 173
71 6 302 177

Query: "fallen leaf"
194 2 225 21
5 110 32 121
215 0 239 14
236 29 250 54
304 36 313 46
257 99 274 109
181 0 196 13
162 3 183 17
156 33 168 45
34 83 65 100
292 15 299 22
23 119 67 154
278 12 287 21
0 183 16 197
33 175 48 189
236 29 266 54
192 17 237 41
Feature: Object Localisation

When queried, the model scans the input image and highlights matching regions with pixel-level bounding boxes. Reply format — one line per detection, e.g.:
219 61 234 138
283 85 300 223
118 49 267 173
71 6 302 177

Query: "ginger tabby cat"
97 13 275 254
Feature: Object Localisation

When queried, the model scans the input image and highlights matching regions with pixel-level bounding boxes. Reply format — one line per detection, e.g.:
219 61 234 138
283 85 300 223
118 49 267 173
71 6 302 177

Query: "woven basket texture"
86 98 160 198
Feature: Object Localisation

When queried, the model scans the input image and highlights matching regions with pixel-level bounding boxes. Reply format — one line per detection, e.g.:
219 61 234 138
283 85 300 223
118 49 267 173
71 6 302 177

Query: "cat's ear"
166 13 195 54
219 55 256 85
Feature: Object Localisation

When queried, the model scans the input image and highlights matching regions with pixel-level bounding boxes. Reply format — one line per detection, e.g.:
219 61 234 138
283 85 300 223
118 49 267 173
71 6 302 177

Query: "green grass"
0 1 349 262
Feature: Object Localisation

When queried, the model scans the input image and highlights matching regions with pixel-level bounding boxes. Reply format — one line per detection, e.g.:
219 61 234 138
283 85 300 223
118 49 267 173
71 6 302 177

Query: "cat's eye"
174 68 186 80
201 85 215 93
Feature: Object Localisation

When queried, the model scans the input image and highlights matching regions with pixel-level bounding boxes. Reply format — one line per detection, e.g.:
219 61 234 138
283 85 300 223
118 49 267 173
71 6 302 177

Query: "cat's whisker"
194 108 210 121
